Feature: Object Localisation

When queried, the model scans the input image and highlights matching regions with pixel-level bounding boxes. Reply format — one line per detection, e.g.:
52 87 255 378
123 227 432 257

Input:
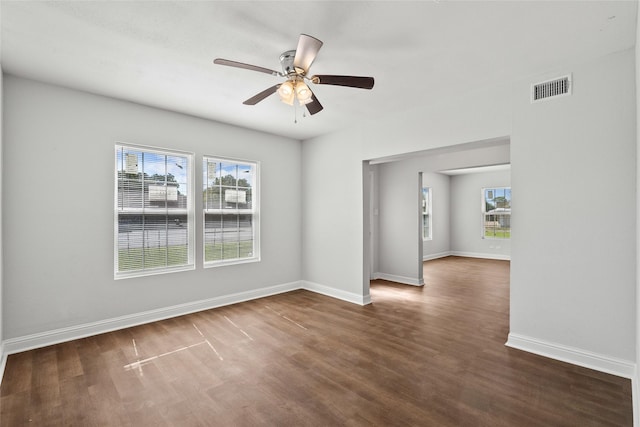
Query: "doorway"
364 137 511 302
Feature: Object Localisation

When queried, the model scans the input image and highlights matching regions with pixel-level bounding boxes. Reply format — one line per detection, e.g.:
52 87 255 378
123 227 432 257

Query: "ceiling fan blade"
293 34 323 73
214 58 280 76
311 75 374 90
305 93 323 115
243 84 280 105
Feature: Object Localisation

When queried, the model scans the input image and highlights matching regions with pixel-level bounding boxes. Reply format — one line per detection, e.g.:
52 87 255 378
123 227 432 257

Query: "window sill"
204 256 260 269
115 263 195 280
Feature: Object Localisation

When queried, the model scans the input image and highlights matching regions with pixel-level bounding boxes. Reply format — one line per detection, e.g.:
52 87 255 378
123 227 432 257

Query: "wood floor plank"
0 257 632 425
0 351 32 397
55 341 84 381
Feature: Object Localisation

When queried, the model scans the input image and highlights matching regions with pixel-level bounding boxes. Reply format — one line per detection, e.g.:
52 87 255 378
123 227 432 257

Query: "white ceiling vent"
531 74 572 103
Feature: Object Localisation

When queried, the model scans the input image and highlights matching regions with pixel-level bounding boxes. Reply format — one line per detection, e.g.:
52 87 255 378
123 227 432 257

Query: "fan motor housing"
279 50 297 75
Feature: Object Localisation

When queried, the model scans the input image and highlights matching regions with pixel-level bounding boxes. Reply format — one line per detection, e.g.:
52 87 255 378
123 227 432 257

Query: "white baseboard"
450 251 511 261
362 293 372 305
0 342 6 386
373 272 424 286
1 280 373 358
3 281 302 356
506 333 636 379
301 280 371 306
423 251 452 261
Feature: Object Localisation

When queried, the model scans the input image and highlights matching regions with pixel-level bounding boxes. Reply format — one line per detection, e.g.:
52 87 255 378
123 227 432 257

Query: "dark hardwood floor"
0 256 633 426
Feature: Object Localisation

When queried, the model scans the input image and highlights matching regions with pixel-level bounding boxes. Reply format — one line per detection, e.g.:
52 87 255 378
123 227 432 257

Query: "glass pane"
118 214 143 271
143 152 167 209
204 213 223 262
203 160 221 210
423 215 430 239
143 215 168 269
118 149 144 210
119 179 143 210
167 214 189 266
238 164 255 188
485 188 511 211
422 187 430 239
222 214 239 259
239 214 254 258
244 188 253 210
166 155 187 183
204 186 221 210
167 155 188 209
422 188 429 214
484 213 511 238
143 152 167 183
224 187 249 210
219 162 238 183
173 182 188 209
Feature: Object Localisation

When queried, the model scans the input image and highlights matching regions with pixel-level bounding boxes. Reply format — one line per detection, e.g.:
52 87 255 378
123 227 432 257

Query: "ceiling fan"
214 34 374 116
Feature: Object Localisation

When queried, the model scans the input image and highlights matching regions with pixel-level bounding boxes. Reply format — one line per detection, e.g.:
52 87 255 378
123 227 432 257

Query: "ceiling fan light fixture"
277 80 293 97
277 81 295 105
281 92 295 106
295 81 313 103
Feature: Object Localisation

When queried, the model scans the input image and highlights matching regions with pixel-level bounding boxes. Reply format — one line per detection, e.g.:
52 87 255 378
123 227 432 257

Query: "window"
483 187 511 239
115 144 194 278
203 156 259 266
422 187 432 240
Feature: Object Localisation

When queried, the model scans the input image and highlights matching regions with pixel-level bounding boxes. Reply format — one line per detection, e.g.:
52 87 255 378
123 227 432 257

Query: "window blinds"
115 145 193 277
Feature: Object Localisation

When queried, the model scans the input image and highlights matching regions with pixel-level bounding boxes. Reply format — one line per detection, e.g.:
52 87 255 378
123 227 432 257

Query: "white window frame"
422 186 432 241
482 186 511 240
203 155 260 268
114 143 195 279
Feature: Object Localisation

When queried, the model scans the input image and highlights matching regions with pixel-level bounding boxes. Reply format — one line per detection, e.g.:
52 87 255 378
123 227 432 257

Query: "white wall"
422 172 450 260
375 160 425 285
508 49 636 366
301 126 367 303
2 75 302 341
373 167 450 285
0 66 4 369
450 170 511 259
303 48 636 375
636 5 640 424
368 164 380 277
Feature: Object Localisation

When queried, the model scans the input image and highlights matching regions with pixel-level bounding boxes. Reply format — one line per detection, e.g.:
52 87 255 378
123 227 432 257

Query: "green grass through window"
118 245 188 271
119 240 255 272
205 241 254 262
484 229 511 239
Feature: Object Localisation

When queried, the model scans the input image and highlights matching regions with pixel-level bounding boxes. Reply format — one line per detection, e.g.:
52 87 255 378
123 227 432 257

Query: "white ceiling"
1 1 636 141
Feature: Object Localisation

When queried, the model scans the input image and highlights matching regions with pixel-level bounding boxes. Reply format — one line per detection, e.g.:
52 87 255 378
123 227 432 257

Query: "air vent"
531 74 572 103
